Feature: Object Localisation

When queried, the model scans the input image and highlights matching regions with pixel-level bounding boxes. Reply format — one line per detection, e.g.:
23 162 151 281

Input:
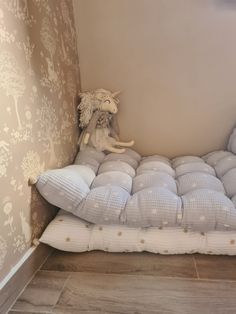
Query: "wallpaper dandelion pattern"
0 0 80 281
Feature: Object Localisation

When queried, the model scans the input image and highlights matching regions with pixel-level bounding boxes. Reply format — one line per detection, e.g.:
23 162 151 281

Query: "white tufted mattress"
39 210 236 255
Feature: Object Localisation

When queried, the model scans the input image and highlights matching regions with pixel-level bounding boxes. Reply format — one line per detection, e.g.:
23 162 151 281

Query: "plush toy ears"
94 90 106 101
94 89 121 101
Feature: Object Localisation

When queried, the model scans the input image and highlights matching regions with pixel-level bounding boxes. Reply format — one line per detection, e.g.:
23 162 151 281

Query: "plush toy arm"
83 111 100 144
110 114 120 139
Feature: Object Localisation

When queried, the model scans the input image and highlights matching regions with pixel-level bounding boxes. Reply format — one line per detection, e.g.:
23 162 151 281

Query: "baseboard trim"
0 246 36 290
0 243 53 314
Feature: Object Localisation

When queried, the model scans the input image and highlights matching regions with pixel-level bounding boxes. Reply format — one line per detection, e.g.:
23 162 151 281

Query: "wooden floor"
8 251 236 314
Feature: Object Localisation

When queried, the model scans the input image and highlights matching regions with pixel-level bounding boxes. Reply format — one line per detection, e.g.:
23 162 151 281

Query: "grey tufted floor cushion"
36 146 236 233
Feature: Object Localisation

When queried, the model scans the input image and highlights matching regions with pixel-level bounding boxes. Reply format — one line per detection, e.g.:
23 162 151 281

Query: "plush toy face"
98 95 118 114
78 89 120 128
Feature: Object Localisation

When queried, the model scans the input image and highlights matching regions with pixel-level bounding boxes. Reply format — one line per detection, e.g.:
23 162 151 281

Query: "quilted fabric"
36 147 236 232
39 210 236 255
228 127 236 154
36 165 92 215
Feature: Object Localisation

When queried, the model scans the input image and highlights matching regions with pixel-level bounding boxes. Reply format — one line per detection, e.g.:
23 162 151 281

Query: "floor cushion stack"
37 128 236 255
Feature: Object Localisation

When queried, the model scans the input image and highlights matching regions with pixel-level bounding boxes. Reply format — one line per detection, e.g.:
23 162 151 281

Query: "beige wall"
0 0 80 282
75 0 236 157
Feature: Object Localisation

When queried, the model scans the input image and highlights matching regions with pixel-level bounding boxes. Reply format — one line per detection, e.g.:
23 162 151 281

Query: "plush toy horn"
112 91 121 98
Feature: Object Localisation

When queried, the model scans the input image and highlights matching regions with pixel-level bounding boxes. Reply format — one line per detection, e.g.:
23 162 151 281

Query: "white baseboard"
0 243 53 314
0 246 36 290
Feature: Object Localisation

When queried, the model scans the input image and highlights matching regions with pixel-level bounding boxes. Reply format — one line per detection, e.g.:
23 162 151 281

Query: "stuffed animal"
78 89 134 153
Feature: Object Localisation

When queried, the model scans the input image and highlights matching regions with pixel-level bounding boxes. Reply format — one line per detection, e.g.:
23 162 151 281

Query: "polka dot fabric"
36 147 236 232
39 210 236 255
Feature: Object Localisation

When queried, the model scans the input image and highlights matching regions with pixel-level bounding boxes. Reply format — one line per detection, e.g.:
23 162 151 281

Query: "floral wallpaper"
0 0 80 282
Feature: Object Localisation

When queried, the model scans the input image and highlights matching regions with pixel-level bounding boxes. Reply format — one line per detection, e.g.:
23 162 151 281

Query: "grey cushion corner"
36 167 90 213
228 127 236 154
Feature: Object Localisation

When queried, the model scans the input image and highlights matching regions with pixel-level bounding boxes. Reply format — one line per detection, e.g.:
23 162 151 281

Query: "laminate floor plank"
9 252 236 314
42 250 197 279
10 271 69 313
194 254 236 280
55 272 236 314
8 310 44 314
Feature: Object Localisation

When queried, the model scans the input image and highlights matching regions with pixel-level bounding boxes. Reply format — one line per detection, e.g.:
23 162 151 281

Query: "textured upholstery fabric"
40 210 236 255
228 127 236 154
36 165 92 214
36 147 236 232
